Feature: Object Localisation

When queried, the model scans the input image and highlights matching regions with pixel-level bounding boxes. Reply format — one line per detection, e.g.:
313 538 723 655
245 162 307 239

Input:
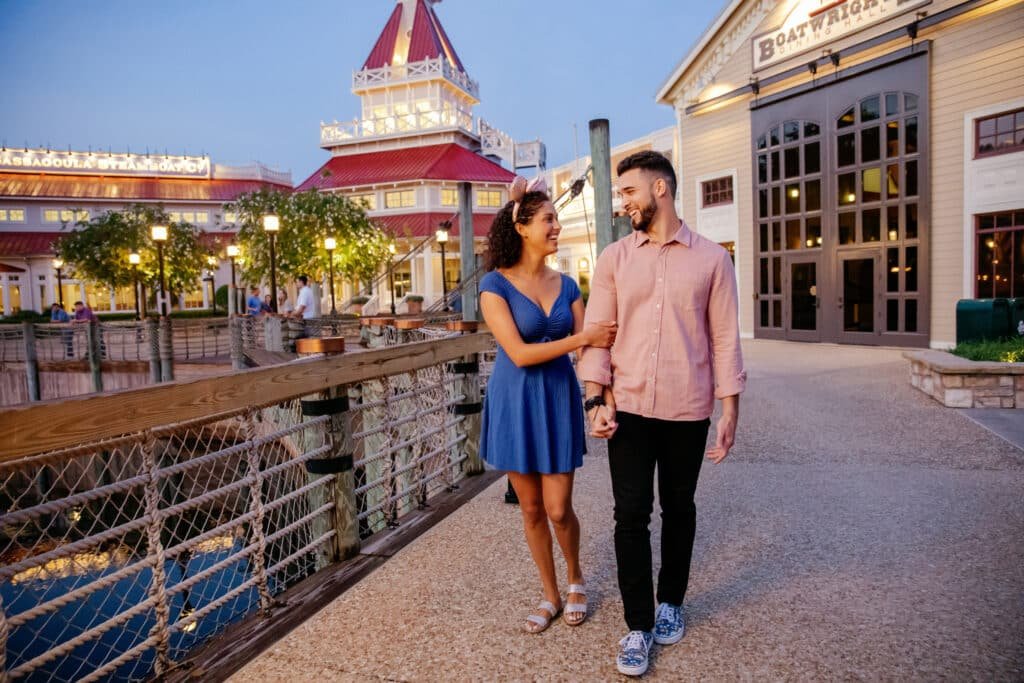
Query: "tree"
227 189 392 288
55 204 208 299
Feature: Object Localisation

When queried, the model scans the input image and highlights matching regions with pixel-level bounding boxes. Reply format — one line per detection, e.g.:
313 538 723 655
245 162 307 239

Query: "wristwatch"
583 395 606 412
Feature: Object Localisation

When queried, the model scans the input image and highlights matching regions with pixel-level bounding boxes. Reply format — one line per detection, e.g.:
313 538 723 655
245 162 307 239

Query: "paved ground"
963 409 1024 451
233 340 1024 681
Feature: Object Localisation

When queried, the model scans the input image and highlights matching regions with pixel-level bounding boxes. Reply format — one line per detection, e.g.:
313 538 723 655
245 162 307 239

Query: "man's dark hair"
617 150 677 199
297 275 308 286
73 300 84 307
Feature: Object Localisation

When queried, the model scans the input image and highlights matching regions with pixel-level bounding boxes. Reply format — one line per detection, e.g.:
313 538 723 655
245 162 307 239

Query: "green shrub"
215 284 229 309
405 294 424 303
351 296 370 305
951 338 1024 363
0 310 48 324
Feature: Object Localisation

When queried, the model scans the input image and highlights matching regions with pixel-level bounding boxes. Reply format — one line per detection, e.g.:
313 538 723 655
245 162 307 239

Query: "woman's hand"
582 321 617 348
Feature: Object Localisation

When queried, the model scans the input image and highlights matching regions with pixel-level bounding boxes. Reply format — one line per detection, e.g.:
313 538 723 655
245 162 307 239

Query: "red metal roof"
296 144 514 191
424 0 465 72
362 3 402 70
361 0 466 73
0 231 62 257
371 212 497 238
0 173 289 202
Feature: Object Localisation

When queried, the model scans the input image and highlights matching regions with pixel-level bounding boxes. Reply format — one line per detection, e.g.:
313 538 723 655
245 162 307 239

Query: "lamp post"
52 257 64 308
324 236 337 316
128 252 141 320
151 225 168 316
226 244 240 315
388 242 397 315
263 214 279 313
436 224 450 311
987 239 998 298
206 255 218 314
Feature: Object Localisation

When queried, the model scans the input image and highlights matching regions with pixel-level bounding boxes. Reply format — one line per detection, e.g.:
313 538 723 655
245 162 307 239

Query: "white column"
202 280 210 309
78 282 86 306
109 286 116 313
1 276 9 316
422 244 434 305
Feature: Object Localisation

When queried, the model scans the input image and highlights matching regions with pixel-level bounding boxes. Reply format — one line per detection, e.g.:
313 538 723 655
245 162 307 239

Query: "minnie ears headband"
510 175 549 222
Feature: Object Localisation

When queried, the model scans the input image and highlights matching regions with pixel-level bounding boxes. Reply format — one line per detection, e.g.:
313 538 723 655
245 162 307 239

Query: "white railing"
351 57 479 99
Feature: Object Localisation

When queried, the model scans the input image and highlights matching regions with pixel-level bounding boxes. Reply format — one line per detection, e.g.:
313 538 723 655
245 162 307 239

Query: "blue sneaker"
654 602 685 645
616 630 654 676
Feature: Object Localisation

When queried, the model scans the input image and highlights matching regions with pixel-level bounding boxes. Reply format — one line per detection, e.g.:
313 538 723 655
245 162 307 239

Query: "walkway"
233 340 1024 681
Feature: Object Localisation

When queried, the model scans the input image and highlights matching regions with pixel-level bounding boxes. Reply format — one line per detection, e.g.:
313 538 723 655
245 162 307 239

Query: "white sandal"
524 600 562 633
564 583 588 626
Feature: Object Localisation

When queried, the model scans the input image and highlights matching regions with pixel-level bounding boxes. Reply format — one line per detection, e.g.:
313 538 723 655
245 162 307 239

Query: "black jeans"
608 411 710 632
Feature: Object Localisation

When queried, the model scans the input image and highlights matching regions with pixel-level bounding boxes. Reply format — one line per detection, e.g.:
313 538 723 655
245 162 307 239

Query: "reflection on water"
3 536 260 682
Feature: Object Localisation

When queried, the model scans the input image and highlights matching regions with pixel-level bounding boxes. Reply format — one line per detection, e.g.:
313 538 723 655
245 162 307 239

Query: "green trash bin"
1009 298 1024 338
955 298 1012 344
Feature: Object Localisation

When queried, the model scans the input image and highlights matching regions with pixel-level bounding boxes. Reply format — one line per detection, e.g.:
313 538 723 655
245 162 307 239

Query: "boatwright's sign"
752 0 930 71
0 149 212 178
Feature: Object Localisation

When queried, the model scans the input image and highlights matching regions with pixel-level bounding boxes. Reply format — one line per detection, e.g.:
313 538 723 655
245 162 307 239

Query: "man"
246 287 263 316
51 303 73 358
292 275 315 320
577 151 745 676
71 300 104 358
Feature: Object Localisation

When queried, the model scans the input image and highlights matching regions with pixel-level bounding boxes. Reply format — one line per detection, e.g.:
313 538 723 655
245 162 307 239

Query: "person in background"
50 302 70 323
51 303 73 358
278 289 294 315
71 301 96 323
246 287 263 316
261 294 273 314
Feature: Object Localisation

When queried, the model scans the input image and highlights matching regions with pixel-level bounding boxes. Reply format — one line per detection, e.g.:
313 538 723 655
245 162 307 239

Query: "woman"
479 176 616 633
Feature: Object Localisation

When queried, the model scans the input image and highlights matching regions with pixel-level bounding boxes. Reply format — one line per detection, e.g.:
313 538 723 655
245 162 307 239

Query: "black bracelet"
583 395 606 412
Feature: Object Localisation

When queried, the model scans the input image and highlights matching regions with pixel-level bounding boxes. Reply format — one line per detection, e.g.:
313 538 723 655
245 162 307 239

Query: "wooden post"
297 341 358 567
147 317 160 383
447 321 484 476
23 322 40 402
458 181 476 321
360 316 394 349
264 316 283 352
159 317 174 382
589 118 615 253
87 320 103 393
230 316 245 370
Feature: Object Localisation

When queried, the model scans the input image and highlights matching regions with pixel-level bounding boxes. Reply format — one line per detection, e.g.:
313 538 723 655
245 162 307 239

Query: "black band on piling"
301 396 350 416
449 402 482 415
447 361 479 375
305 454 354 474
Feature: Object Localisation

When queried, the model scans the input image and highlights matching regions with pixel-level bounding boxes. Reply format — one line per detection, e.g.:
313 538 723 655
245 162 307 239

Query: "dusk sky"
0 0 725 183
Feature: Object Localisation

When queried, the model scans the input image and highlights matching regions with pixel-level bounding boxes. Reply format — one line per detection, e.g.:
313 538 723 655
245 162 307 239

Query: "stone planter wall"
905 350 1024 409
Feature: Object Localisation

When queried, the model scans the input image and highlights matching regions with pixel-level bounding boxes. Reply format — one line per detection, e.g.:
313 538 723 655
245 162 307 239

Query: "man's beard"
631 198 659 233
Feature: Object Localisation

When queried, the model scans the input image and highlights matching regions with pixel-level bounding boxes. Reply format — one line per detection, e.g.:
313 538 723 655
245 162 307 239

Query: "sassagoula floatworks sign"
752 0 931 71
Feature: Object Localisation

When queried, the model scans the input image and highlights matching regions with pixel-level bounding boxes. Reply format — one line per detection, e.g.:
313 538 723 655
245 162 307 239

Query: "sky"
0 0 726 184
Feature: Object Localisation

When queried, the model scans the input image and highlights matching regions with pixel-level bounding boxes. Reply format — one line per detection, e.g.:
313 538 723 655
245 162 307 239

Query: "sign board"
0 149 212 178
752 0 930 71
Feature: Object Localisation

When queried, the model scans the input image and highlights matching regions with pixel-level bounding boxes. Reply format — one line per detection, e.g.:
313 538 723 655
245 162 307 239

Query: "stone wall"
906 351 1024 409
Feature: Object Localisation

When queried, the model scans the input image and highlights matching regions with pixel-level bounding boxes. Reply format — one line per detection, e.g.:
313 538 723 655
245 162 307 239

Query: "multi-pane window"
976 108 1024 158
385 190 415 209
755 119 822 330
182 212 195 223
223 211 237 223
701 177 734 207
169 212 182 222
44 209 59 222
836 92 921 334
441 188 458 206
195 212 209 224
477 190 502 207
350 193 377 210
0 208 25 222
976 210 1024 298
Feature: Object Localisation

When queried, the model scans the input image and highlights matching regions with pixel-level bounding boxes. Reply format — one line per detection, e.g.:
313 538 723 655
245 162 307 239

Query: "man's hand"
588 404 617 439
706 396 739 464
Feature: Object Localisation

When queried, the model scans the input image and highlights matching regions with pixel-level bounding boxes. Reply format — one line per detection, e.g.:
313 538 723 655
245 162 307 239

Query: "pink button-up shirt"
577 222 746 421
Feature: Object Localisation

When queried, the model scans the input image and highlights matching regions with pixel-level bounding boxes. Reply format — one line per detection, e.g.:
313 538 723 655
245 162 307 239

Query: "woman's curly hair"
485 190 550 270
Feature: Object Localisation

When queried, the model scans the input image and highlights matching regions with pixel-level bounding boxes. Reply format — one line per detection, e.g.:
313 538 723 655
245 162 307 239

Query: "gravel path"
233 340 1024 681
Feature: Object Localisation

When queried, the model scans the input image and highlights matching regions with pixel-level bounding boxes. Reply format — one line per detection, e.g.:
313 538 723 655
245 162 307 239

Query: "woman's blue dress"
479 271 586 474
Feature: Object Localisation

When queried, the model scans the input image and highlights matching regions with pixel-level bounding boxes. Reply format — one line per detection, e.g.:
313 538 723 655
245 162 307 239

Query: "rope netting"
0 357 471 681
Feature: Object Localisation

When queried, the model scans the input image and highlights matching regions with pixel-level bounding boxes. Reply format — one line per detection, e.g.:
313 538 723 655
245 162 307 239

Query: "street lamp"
324 236 337 316
263 214 280 313
151 225 169 316
436 223 450 311
388 242 397 315
227 244 240 315
52 257 64 308
128 252 141 320
206 255 218 315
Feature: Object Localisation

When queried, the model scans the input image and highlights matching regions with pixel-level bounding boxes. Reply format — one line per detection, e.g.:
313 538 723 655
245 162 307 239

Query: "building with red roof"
303 0 536 311
0 150 290 316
